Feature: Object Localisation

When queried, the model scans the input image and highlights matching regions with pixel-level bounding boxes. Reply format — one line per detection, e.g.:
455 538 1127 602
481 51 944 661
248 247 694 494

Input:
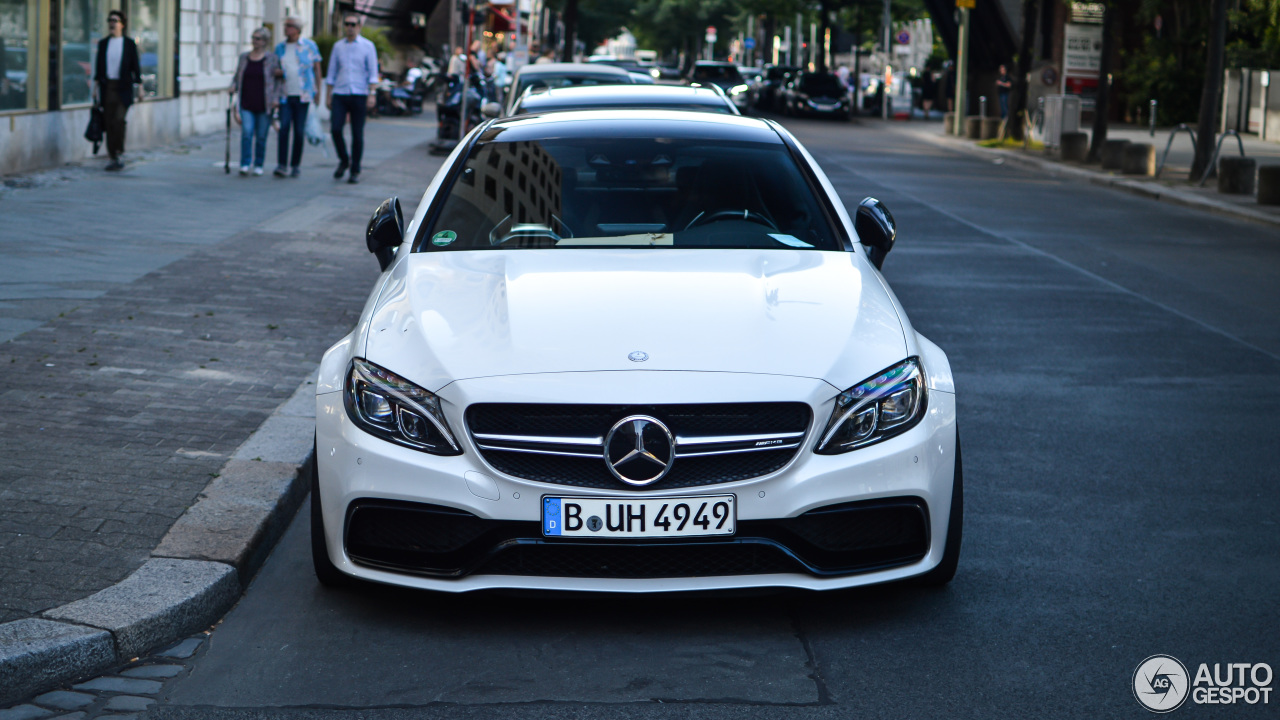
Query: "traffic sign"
705 26 717 43
956 0 975 8
897 31 910 44
744 37 755 49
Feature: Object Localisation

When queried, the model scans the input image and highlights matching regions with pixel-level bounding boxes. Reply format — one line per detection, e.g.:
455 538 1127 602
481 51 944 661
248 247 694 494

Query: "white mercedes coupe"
311 110 961 592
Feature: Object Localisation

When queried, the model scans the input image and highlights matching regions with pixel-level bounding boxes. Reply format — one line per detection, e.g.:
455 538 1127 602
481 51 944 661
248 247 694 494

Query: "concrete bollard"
1100 139 1130 170
1258 165 1280 205
980 117 1002 140
1217 157 1256 195
944 112 956 135
1059 132 1089 162
1122 143 1156 176
965 116 982 139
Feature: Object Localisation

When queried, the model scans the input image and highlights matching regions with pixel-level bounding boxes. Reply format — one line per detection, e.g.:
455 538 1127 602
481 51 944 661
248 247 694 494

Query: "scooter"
436 74 496 141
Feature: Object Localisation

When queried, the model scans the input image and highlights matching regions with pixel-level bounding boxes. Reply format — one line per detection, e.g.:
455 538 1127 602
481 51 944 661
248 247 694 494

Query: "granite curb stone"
888 124 1280 230
44 559 240 659
0 372 319 705
0 621 116 707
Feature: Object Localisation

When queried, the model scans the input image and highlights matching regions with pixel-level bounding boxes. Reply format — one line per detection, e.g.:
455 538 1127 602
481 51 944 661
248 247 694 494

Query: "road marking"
829 159 1280 364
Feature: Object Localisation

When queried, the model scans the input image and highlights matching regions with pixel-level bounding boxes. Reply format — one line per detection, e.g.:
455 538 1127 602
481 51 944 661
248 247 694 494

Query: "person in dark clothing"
93 10 143 171
996 64 1013 119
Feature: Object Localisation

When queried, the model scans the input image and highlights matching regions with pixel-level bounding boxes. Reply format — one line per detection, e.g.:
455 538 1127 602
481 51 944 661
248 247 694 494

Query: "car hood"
363 249 906 392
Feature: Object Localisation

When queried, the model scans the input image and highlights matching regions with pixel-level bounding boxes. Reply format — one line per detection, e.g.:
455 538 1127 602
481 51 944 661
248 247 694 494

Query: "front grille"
467 402 812 490
343 497 929 580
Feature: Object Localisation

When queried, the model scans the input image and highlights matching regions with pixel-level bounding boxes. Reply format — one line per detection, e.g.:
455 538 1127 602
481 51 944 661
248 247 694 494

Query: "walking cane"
224 104 231 174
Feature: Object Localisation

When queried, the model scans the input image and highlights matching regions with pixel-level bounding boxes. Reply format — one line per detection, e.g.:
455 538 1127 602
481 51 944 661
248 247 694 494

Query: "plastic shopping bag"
305 108 325 146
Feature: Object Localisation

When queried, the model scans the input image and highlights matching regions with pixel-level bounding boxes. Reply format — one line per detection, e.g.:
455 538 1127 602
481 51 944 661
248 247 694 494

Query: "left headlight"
730 84 749 95
815 358 926 455
344 358 462 455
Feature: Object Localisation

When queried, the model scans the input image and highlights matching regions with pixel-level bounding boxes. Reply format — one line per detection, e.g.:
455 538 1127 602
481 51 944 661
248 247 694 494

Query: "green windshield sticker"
432 230 457 247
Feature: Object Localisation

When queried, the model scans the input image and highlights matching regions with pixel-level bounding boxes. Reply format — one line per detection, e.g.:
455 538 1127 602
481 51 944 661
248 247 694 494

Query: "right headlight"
344 358 461 455
815 358 926 454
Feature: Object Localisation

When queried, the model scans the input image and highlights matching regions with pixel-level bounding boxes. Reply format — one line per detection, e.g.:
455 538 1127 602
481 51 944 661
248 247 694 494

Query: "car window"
516 99 735 115
800 75 845 95
419 136 842 252
513 74 629 101
692 65 744 84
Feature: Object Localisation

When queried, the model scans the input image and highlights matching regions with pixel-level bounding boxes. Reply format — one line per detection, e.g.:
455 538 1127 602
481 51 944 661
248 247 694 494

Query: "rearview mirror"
366 197 404 271
854 197 896 270
481 101 501 118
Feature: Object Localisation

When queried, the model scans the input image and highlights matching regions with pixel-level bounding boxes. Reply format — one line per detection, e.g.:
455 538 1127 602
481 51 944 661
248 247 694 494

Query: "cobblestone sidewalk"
0 115 444 624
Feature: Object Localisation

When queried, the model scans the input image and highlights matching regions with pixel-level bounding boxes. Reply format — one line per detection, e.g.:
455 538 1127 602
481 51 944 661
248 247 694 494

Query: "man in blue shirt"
325 14 378 184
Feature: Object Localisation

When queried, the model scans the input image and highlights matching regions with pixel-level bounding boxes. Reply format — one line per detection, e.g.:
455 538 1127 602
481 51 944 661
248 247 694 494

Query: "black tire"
914 436 963 586
310 440 352 587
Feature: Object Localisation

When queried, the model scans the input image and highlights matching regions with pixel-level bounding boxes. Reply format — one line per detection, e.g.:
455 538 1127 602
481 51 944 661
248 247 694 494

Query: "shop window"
0 0 40 111
60 0 105 106
128 0 171 98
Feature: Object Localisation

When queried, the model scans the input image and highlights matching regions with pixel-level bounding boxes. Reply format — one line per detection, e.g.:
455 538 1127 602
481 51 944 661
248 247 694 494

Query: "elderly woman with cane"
230 27 281 176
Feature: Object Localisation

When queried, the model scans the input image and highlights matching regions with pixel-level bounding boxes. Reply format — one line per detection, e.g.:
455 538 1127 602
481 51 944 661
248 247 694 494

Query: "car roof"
513 63 632 78
693 61 737 67
512 85 735 115
482 109 782 144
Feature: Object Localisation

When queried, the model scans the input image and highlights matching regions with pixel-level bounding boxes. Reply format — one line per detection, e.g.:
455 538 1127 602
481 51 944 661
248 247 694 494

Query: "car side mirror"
481 101 501 118
366 196 404 271
855 197 896 269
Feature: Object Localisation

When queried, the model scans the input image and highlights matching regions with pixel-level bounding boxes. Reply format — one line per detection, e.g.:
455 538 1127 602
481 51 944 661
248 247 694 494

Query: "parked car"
502 62 634 116
685 61 751 112
780 71 854 120
756 65 800 111
312 109 962 594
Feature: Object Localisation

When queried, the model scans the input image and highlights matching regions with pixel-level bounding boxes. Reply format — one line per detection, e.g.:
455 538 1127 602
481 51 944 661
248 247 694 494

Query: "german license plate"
543 495 736 539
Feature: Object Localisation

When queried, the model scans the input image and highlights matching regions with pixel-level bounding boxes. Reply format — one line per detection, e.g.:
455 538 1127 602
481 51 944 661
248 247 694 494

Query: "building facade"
1 0 333 175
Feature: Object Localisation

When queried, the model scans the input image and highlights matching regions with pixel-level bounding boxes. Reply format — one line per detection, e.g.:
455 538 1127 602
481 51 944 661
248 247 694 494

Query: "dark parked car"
756 65 800 111
685 61 751 112
780 72 853 120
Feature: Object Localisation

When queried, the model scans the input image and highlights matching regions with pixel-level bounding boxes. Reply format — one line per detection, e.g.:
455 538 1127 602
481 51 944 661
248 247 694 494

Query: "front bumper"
315 370 958 592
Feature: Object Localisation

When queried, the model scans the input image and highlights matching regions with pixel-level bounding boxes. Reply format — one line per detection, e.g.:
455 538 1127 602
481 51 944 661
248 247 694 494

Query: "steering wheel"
684 208 779 232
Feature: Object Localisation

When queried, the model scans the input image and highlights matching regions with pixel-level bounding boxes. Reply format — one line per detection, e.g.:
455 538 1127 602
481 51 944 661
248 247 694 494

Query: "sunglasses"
107 17 120 23
344 20 359 26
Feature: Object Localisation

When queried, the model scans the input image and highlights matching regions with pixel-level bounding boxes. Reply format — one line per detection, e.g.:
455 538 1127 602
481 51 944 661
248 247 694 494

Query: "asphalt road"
148 116 1280 719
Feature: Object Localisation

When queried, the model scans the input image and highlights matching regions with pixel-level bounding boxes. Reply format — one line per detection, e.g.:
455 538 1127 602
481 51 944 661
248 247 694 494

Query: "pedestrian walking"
996 64 1013 119
93 10 142 171
231 28 281 176
326 14 378 184
273 16 323 178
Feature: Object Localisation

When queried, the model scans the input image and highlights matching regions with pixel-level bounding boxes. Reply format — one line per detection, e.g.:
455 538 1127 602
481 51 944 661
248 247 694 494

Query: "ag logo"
1134 655 1190 713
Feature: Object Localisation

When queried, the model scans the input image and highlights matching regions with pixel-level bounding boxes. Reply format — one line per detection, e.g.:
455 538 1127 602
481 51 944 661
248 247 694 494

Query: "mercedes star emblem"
628 351 649 362
603 415 675 486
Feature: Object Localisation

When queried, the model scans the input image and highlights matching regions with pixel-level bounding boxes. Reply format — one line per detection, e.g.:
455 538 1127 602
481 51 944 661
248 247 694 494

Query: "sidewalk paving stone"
70 678 161 695
28 692 93 711
0 114 441 632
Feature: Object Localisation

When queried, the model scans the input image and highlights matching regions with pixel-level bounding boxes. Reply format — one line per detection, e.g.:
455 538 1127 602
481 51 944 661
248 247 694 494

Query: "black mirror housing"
854 197 896 269
366 197 404 271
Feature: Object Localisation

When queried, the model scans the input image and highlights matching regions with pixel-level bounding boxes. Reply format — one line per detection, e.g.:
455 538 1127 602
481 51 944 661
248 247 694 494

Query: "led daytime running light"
347 358 460 454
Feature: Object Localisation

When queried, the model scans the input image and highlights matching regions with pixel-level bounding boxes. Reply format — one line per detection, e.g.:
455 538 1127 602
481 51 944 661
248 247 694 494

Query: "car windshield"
800 75 845 95
419 134 842 251
692 65 743 83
